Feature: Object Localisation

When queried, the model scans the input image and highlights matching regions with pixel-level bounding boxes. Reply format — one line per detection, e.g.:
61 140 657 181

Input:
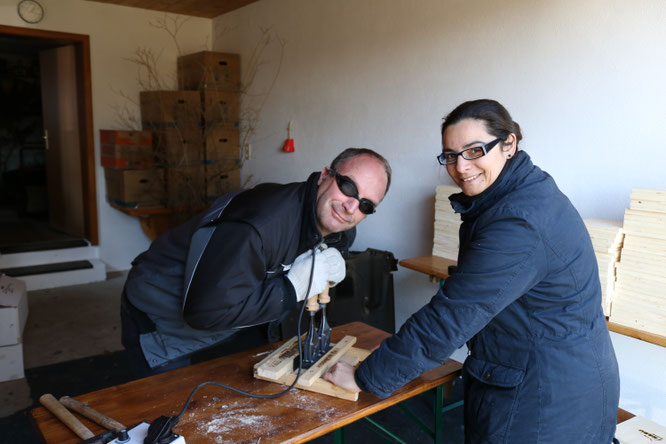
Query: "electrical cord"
145 247 318 443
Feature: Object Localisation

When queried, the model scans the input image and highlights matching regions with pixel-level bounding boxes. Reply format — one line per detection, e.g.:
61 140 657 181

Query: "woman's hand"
323 362 361 393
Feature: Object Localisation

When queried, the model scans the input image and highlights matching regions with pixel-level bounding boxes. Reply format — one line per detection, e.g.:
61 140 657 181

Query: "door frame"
0 24 98 245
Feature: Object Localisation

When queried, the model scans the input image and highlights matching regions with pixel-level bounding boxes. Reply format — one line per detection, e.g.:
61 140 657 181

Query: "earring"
507 154 512 158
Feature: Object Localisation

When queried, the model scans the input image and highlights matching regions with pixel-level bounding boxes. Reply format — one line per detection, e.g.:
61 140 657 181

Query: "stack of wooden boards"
432 185 462 260
610 189 666 337
584 219 624 316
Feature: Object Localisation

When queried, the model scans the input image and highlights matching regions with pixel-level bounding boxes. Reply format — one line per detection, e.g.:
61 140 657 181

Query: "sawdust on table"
179 390 339 443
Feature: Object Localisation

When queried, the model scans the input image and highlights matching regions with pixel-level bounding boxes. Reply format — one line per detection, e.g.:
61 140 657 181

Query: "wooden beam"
254 336 365 401
297 336 356 387
253 336 300 380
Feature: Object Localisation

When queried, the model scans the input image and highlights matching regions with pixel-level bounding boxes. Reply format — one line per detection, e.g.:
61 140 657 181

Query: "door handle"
44 128 49 150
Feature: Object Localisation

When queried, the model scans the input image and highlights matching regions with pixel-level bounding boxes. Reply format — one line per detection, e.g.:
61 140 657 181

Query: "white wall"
0 0 212 270
211 0 666 424
1 0 664 425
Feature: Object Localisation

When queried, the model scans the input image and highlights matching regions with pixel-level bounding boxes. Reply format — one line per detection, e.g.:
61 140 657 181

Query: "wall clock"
17 0 44 24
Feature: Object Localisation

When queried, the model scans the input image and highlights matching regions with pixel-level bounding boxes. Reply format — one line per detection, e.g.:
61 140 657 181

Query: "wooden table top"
31 322 462 444
399 255 457 280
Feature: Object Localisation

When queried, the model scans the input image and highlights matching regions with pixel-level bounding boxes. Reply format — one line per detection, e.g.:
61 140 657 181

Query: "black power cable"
145 247 318 444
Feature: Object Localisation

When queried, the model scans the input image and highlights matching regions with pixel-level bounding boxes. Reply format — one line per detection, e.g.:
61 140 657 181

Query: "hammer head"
77 428 119 444
78 423 138 444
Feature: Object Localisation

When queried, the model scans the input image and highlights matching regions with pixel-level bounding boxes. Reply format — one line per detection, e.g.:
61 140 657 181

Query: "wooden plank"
342 346 371 363
253 336 300 380
254 370 359 401
400 255 456 280
252 335 366 400
608 321 666 348
297 336 356 387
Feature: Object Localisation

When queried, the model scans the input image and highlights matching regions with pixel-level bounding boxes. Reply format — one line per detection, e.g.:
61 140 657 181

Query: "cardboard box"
104 168 166 208
140 91 202 130
0 343 24 382
201 90 239 129
204 127 240 168
177 51 240 92
153 128 204 166
100 129 153 169
0 275 28 346
205 166 241 202
100 129 152 146
166 166 206 209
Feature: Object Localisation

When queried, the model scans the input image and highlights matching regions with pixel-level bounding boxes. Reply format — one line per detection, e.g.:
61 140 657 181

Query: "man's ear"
317 166 330 186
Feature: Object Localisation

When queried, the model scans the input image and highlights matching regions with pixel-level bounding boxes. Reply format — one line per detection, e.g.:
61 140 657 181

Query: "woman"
325 99 620 443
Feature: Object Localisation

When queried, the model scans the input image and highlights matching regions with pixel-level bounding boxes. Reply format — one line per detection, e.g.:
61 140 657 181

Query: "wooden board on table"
297 336 356 387
253 335 365 401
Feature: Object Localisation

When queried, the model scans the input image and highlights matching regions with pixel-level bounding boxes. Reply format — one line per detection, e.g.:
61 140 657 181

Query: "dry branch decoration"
110 14 189 129
236 26 286 167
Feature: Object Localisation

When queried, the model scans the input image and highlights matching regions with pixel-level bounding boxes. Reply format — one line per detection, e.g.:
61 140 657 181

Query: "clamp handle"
306 283 330 311
318 283 331 305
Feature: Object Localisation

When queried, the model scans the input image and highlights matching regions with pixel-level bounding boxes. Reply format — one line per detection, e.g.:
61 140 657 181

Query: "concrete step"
0 244 106 290
1 258 107 291
0 245 99 268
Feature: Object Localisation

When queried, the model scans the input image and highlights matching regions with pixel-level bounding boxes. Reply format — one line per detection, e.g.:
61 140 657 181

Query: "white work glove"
286 247 346 302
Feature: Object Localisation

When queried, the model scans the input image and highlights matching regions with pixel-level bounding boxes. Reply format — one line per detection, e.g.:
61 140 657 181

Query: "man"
121 148 391 377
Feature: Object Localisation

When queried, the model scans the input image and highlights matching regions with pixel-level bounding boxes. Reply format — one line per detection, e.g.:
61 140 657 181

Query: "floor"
0 271 127 418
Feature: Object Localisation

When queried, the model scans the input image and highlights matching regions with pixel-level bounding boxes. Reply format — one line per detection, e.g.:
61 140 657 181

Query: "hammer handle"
59 396 125 431
40 394 94 440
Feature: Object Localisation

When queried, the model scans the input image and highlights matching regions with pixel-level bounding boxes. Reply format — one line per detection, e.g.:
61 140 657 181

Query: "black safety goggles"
328 168 377 215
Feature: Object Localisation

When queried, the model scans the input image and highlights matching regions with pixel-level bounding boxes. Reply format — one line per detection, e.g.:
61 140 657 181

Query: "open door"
0 24 98 245
39 45 85 237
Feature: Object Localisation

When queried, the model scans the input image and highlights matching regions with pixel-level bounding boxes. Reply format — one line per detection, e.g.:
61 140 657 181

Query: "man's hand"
320 247 345 286
286 247 346 302
323 362 361 393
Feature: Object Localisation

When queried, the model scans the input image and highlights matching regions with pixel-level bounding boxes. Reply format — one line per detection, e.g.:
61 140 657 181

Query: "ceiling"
86 0 261 19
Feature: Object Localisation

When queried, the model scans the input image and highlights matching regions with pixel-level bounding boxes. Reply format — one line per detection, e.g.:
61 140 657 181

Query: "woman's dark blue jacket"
355 151 620 443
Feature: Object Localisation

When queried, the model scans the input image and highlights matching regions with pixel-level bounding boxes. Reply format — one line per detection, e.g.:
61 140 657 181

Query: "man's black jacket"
124 172 354 367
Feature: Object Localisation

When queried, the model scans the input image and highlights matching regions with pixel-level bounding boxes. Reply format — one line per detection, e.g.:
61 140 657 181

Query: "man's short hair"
330 148 392 195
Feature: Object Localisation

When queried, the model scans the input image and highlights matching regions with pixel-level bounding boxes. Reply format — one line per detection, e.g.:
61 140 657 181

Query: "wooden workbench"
399 255 456 281
31 322 462 443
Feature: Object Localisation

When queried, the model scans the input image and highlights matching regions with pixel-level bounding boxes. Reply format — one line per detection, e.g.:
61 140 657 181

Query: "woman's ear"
503 133 518 158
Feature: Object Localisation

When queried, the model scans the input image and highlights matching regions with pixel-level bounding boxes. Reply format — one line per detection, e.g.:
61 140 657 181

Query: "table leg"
333 427 345 444
435 384 444 443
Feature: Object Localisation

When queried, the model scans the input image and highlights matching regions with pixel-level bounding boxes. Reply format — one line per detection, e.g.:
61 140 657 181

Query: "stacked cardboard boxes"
584 219 624 316
177 52 241 92
135 52 242 211
432 185 462 260
610 189 666 336
100 129 153 169
0 275 28 382
177 51 241 203
140 91 205 210
101 130 165 209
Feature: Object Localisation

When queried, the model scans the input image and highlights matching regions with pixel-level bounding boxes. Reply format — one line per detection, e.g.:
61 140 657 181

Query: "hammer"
59 396 125 431
39 394 128 443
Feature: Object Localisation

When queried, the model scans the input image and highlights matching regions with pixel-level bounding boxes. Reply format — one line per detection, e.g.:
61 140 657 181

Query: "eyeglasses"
437 138 503 165
328 168 377 215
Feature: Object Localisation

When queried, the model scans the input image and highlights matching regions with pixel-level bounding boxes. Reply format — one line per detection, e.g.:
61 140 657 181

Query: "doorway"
0 25 97 253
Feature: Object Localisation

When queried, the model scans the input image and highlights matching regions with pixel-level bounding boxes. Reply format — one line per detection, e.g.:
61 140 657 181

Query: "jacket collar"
449 150 533 222
299 172 325 251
